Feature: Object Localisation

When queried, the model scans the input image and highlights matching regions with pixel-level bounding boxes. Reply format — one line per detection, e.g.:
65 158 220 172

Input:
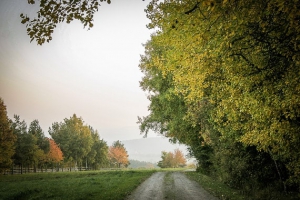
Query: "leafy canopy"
142 0 300 186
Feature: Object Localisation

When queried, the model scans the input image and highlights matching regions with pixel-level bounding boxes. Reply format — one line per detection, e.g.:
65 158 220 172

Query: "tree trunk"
86 158 88 171
269 149 287 193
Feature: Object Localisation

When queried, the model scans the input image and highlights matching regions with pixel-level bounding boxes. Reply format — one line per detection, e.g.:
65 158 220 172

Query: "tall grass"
0 170 155 200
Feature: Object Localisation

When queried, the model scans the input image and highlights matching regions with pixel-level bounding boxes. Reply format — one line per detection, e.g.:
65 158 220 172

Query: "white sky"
0 0 162 144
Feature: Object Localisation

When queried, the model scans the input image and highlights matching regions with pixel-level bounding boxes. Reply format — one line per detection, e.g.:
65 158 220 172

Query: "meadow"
0 170 155 200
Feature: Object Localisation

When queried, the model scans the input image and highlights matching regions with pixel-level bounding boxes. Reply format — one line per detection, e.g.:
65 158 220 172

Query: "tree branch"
184 2 200 15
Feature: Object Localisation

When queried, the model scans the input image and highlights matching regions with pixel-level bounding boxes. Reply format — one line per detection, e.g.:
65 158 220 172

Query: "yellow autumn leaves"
144 0 300 184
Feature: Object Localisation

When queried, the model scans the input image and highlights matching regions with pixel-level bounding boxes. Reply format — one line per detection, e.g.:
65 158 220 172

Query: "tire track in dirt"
126 172 165 200
171 172 219 200
126 171 219 200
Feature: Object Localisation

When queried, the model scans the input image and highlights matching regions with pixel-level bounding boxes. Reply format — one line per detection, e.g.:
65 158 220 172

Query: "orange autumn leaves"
158 149 186 168
108 141 129 168
47 139 63 163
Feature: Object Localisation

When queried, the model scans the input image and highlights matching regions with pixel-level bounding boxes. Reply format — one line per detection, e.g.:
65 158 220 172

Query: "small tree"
158 149 186 168
47 139 63 164
108 141 129 168
173 148 186 168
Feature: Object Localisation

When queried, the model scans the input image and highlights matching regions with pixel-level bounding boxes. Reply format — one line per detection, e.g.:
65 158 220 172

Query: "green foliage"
49 114 107 169
28 119 50 168
0 98 16 173
87 127 109 169
28 119 49 153
140 0 300 195
22 0 111 45
10 115 43 171
210 139 288 191
112 140 125 149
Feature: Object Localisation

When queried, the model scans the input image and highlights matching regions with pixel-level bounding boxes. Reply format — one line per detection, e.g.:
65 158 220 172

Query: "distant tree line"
128 160 157 169
0 98 129 174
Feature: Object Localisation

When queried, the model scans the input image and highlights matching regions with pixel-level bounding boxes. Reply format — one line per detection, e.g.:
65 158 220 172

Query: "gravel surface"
126 171 219 200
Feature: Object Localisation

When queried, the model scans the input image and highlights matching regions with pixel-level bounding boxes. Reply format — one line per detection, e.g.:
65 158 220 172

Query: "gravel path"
126 171 219 200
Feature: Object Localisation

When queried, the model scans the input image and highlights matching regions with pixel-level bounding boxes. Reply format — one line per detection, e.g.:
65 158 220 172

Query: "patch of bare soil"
126 171 219 200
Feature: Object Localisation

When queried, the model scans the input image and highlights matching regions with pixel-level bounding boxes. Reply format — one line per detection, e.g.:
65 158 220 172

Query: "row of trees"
138 0 300 195
0 98 129 174
157 149 186 168
0 98 63 173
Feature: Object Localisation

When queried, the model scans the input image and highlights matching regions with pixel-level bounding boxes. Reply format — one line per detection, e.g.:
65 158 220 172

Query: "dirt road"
126 171 219 200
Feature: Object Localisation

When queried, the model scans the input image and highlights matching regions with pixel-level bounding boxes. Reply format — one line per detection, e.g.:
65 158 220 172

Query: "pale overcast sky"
0 0 160 143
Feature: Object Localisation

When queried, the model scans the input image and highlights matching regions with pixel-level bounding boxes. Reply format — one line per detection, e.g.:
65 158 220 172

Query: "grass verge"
0 170 155 200
185 172 245 200
185 172 299 200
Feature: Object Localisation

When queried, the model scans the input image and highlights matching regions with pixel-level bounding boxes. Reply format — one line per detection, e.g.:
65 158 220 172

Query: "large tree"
10 115 42 173
28 119 50 170
0 98 16 173
49 114 93 170
142 0 300 188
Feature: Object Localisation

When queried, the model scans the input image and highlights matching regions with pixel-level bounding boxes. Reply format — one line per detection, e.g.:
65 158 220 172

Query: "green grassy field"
0 170 155 200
